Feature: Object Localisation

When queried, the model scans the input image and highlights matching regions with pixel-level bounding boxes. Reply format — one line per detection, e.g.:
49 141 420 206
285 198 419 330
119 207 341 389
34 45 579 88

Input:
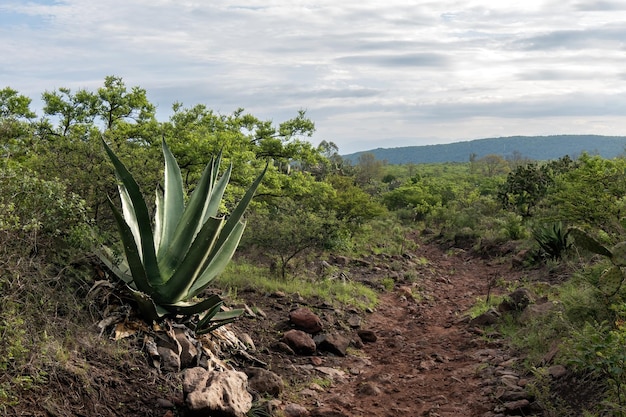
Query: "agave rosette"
98 138 265 331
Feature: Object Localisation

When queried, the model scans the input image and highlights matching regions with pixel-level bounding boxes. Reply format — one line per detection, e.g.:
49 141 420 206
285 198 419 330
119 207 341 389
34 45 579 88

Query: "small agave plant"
569 227 626 297
97 139 265 334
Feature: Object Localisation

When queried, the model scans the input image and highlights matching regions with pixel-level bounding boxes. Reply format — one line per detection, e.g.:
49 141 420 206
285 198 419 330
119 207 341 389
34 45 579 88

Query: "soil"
8 237 554 417
234 240 533 417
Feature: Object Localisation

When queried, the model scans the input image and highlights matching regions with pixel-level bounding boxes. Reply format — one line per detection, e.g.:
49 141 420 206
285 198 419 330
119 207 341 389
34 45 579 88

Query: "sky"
2 0 626 154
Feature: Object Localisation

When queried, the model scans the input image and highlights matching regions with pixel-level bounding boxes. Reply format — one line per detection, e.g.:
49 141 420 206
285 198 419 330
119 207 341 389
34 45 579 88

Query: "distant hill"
342 135 626 164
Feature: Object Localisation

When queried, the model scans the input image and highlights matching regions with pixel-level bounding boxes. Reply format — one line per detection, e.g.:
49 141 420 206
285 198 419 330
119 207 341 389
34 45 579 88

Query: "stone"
157 346 181 373
245 367 284 397
282 330 317 355
502 399 530 412
272 341 296 355
358 382 382 396
289 308 323 334
184 367 252 417
284 403 311 417
173 328 198 368
519 301 558 324
357 329 377 343
315 333 351 356
548 364 567 379
470 308 501 326
498 288 534 312
347 315 362 328
310 408 350 417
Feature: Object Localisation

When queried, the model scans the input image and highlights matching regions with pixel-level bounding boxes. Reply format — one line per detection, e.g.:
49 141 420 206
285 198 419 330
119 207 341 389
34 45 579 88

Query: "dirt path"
304 243 524 417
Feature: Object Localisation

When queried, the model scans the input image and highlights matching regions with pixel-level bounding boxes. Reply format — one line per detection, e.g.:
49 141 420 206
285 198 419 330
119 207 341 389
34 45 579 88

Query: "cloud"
2 0 626 154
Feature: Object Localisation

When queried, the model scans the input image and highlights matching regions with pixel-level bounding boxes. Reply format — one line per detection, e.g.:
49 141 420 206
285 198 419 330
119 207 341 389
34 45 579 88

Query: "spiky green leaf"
155 139 185 258
157 161 217 278
107 198 153 295
102 139 162 285
159 216 225 302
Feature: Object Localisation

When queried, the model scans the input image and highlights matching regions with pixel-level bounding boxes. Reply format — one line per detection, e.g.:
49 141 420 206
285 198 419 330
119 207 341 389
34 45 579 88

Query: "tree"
0 87 37 158
42 87 98 137
355 152 383 186
244 199 340 279
478 154 509 177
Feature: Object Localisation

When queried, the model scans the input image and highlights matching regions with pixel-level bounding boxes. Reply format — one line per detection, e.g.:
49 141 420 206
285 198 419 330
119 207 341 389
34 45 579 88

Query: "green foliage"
499 156 576 218
532 221 571 260
544 155 626 234
243 198 341 280
218 261 378 311
570 228 626 296
564 321 626 415
98 138 265 332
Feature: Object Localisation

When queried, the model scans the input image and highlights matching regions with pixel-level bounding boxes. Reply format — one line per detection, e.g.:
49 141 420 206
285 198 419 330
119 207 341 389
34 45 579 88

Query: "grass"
216 261 379 311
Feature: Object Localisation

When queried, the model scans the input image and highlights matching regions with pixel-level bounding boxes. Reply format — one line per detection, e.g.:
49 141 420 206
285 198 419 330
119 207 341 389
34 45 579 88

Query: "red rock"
289 308 323 334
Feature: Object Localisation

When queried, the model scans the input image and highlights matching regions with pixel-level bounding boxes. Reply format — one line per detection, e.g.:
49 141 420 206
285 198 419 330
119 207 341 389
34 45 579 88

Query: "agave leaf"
153 186 164 252
187 219 246 299
164 294 223 316
155 139 185 258
568 227 613 257
196 309 244 335
107 198 154 295
200 162 231 227
102 139 162 285
158 161 217 278
93 247 134 286
127 286 170 321
159 216 225 302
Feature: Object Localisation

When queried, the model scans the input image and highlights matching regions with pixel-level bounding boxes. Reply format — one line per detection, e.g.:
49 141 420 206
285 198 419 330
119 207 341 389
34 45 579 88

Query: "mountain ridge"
342 135 626 164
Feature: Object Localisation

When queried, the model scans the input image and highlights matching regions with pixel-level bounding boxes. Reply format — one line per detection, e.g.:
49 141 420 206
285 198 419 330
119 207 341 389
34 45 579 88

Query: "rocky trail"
235 242 541 417
8 240 548 417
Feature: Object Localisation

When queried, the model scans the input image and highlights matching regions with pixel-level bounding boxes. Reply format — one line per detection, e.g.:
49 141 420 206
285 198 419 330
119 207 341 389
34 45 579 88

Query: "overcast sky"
2 0 626 154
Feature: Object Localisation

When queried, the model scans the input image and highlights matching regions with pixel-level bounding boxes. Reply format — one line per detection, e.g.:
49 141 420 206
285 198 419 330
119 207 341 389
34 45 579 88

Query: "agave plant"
97 138 265 333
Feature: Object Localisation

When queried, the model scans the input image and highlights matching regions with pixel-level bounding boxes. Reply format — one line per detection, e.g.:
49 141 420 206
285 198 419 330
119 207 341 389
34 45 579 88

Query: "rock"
347 315 362 328
314 366 347 382
310 408 350 417
282 330 317 355
284 403 311 417
310 356 323 366
272 341 296 355
157 346 181 373
470 308 501 326
502 399 530 412
519 301 558 324
245 367 284 397
289 308 323 334
548 364 567 379
184 367 252 417
357 329 377 343
156 398 175 408
498 288 534 312
358 382 382 396
315 333 351 356
173 328 198 368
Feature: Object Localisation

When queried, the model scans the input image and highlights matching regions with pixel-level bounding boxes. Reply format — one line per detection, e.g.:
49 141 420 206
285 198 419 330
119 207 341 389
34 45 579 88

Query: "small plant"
564 321 626 416
533 221 570 260
97 139 265 333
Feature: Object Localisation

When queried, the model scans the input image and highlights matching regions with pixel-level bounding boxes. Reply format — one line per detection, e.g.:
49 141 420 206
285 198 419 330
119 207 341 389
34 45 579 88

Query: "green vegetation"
98 139 265 333
3 76 626 415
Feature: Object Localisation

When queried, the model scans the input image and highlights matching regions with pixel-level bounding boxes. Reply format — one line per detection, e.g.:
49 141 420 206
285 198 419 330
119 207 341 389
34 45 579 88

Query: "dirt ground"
234 241 532 417
8 238 538 417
